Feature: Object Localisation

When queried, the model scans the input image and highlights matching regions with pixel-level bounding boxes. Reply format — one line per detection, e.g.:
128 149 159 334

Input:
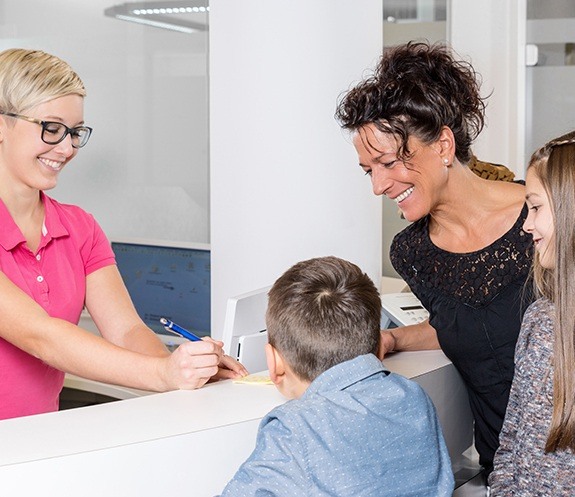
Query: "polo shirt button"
37 275 44 283
36 254 41 261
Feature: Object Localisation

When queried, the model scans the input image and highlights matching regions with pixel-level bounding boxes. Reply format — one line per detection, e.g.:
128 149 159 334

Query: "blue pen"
160 317 202 342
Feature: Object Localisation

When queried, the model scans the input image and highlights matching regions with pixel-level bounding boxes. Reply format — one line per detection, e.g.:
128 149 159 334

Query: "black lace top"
390 204 533 469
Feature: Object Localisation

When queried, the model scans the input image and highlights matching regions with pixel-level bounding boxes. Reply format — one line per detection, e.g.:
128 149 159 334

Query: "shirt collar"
302 354 388 399
40 192 69 240
0 192 69 251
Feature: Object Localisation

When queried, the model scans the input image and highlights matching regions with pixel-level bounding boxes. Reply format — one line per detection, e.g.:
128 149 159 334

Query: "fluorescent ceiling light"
105 1 209 33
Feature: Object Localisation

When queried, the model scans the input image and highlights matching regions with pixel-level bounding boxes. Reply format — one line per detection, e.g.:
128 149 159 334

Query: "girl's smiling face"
523 168 555 269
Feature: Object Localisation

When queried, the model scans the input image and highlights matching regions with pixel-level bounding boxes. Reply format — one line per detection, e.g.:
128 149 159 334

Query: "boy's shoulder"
264 354 431 426
234 356 453 497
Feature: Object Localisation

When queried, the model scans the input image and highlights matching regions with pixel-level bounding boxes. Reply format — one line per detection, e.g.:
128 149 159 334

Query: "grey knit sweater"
490 298 575 496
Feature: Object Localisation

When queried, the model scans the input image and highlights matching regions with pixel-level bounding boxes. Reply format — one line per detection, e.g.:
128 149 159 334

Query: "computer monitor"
111 238 211 347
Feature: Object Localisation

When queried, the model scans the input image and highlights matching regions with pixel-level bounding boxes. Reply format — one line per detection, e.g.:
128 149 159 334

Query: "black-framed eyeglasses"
0 111 93 148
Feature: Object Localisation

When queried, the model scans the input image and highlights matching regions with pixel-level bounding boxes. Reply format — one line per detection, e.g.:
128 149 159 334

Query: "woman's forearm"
380 320 440 357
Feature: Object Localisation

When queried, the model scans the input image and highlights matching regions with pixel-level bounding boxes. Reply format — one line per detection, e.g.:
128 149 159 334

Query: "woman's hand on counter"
378 330 397 359
203 337 249 381
378 321 441 360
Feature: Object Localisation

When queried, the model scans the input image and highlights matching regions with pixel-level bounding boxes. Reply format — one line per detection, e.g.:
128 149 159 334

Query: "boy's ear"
265 343 286 385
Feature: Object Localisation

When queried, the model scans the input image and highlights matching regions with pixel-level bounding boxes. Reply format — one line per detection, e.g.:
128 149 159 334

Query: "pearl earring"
443 158 449 165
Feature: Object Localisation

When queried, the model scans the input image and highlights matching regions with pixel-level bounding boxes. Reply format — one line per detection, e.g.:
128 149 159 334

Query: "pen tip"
159 317 167 325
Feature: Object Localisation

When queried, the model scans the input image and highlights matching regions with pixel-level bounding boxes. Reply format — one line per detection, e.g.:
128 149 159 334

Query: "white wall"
209 0 383 337
449 0 527 176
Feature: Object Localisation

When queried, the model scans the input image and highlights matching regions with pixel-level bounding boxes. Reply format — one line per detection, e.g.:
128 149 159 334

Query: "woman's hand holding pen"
159 318 248 386
160 339 248 390
162 340 224 390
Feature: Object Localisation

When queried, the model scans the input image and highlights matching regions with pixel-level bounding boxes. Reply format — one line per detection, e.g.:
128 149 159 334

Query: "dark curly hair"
335 41 486 164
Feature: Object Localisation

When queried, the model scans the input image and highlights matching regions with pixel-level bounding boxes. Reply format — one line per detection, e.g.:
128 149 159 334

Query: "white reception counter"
0 350 476 496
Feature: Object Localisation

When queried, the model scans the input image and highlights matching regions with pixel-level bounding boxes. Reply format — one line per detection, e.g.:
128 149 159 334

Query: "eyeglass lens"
42 122 92 148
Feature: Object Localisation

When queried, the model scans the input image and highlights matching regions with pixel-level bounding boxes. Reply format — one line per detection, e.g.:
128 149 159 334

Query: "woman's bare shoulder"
481 181 526 235
489 180 526 209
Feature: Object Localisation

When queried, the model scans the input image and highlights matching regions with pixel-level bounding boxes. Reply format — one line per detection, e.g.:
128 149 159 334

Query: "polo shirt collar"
303 353 388 399
40 192 69 240
0 192 69 251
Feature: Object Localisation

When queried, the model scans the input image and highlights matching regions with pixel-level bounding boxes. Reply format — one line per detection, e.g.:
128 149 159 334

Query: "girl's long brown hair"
529 130 575 452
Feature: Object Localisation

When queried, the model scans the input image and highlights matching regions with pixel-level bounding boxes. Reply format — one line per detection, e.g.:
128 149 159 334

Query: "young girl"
489 131 575 495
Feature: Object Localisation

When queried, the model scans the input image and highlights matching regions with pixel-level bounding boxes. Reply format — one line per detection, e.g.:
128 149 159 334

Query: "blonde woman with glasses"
0 48 246 420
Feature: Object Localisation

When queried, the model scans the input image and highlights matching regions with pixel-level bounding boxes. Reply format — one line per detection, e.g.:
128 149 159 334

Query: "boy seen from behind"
221 256 454 496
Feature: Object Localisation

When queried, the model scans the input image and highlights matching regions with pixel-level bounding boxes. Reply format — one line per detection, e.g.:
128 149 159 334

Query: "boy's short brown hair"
266 256 381 382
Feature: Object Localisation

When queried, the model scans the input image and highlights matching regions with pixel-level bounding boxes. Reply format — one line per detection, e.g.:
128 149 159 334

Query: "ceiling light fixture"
105 1 209 33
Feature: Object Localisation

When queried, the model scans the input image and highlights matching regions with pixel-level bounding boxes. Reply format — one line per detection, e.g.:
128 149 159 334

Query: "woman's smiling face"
352 123 450 222
0 94 84 192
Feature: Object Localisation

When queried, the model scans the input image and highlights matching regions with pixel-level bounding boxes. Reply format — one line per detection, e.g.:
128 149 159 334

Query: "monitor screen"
111 239 211 344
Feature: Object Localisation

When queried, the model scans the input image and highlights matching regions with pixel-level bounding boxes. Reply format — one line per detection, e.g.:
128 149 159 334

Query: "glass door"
525 1 575 158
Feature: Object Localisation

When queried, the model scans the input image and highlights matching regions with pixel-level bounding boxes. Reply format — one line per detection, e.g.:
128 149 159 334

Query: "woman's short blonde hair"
0 48 86 113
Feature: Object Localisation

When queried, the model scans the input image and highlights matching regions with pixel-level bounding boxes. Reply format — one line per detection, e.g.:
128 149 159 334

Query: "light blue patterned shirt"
220 354 454 496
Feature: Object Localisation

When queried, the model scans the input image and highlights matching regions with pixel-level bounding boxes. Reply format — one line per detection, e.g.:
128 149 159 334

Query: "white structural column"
209 0 383 337
449 0 527 176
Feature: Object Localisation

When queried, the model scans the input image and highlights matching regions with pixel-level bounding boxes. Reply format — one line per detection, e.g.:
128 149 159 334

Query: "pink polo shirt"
0 192 115 420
